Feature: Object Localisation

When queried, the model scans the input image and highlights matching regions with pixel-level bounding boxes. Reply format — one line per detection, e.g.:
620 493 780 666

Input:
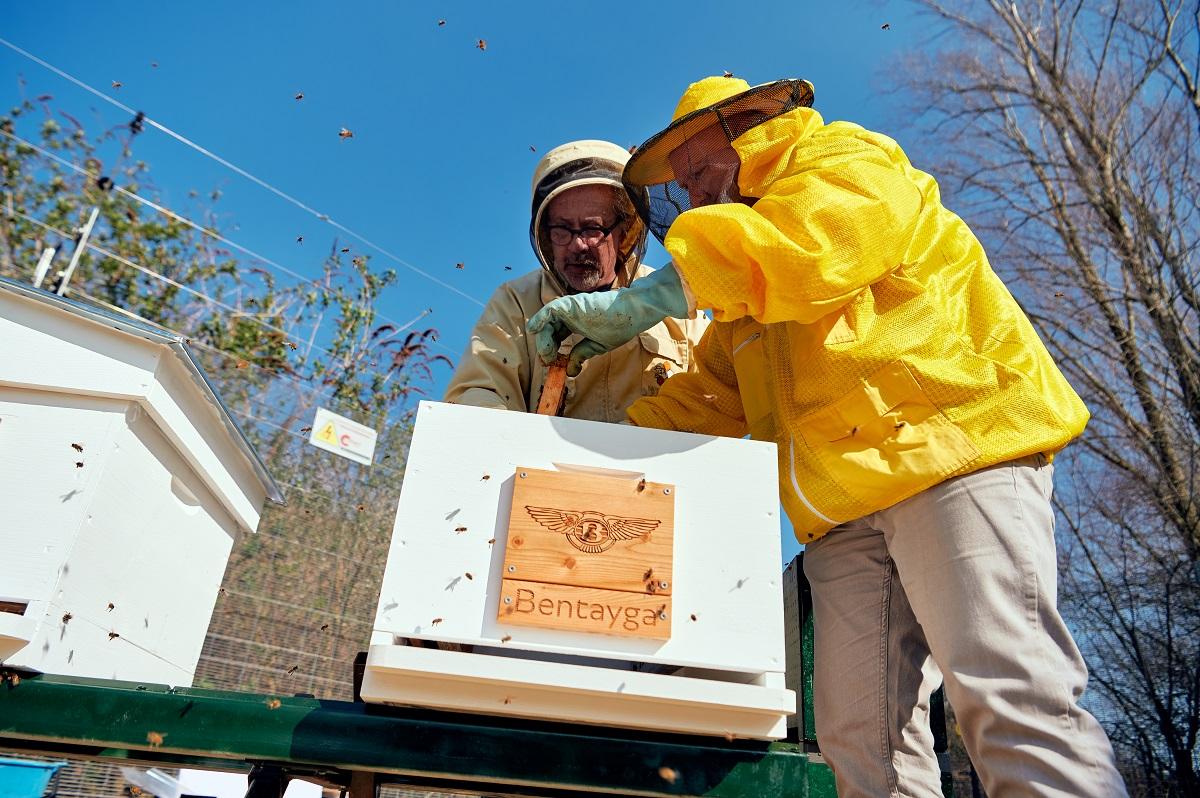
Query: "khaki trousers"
803 456 1126 797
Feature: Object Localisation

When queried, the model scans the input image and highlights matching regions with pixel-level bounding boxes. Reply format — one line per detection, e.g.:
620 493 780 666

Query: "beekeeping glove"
528 264 691 376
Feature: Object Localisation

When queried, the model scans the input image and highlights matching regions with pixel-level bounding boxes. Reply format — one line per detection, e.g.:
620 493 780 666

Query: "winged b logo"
524 505 660 553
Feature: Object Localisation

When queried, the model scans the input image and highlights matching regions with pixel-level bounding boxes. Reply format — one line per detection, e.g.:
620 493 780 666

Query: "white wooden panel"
18 599 194 684
0 390 235 683
51 413 236 677
362 644 793 740
144 356 266 532
0 302 159 401
0 390 121 603
0 283 270 682
373 401 786 675
0 290 267 532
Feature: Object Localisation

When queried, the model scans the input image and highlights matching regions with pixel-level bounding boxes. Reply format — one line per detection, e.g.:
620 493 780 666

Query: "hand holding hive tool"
535 354 570 416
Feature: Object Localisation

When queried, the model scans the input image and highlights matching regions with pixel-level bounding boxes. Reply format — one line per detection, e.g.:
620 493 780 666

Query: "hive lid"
0 277 284 507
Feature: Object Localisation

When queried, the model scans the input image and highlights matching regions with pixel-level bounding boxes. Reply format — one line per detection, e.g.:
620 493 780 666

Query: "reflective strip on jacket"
445 263 709 423
626 107 1089 542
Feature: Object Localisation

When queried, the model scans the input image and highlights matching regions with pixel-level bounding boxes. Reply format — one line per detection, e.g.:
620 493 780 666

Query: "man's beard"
558 256 612 293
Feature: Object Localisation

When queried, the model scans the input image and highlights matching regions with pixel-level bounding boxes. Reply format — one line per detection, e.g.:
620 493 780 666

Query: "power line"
1 127 313 282
70 289 414 496
233 407 406 481
72 281 436 413
218 587 373 625
0 126 446 354
195 653 354 687
253 529 387 570
64 284 435 439
14 208 454 386
203 632 350 663
189 325 433 409
0 36 486 309
74 287 340 402
11 207 325 354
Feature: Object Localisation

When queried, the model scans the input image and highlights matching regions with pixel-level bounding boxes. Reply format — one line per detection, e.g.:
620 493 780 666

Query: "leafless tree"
896 1 1199 793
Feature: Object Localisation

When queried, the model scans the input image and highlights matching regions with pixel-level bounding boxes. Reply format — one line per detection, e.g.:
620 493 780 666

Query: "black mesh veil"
623 79 813 243
529 156 646 283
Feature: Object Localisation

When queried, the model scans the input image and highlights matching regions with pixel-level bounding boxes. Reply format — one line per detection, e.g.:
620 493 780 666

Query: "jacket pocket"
637 330 687 395
796 360 981 512
730 326 775 440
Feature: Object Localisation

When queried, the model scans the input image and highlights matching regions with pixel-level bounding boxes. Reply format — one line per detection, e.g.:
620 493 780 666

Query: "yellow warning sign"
316 422 337 444
307 408 378 466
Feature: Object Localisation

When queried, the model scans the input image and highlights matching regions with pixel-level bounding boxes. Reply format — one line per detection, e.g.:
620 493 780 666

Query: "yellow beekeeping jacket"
627 108 1088 541
446 263 708 423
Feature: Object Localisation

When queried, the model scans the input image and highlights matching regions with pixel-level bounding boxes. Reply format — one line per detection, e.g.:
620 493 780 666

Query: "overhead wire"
71 291 412 540
0 126 449 356
0 41 444 692
11 207 325 354
196 653 354 687
59 286 426 463
74 288 317 396
233 407 406 479
253 529 388 570
12 209 454 401
70 282 433 421
0 36 487 309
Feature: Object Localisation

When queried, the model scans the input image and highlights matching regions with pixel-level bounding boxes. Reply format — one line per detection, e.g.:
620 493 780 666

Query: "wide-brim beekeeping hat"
623 77 814 241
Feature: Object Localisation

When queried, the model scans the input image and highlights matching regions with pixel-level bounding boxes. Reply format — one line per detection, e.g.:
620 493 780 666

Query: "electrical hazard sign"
307 407 378 466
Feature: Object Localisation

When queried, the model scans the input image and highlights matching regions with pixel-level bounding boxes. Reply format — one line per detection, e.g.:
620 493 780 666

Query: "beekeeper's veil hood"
623 77 814 243
530 140 646 293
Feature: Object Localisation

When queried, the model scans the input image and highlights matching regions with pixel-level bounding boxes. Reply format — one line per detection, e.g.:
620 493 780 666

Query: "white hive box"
0 278 283 684
362 401 795 739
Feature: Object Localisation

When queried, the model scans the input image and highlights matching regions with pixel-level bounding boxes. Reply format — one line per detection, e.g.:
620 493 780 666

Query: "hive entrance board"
498 466 674 640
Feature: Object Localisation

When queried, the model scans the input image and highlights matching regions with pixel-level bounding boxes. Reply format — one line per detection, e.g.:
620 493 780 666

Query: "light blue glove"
527 265 690 376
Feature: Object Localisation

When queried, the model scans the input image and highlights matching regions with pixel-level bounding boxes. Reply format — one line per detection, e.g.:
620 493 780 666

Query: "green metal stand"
0 670 836 797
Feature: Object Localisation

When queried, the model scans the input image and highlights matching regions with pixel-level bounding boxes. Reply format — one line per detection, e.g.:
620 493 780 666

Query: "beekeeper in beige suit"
445 139 708 420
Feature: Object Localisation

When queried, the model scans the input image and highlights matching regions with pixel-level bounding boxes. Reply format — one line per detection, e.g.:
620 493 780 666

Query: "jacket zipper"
731 331 762 357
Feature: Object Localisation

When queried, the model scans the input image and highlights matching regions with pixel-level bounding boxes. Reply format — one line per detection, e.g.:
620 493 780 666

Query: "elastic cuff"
670 261 699 319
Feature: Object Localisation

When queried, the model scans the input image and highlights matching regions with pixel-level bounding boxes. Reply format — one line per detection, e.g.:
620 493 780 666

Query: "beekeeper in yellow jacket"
529 78 1126 798
445 139 708 421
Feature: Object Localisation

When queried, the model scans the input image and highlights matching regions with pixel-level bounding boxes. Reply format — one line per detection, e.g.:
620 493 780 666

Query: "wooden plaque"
498 579 671 640
498 466 674 639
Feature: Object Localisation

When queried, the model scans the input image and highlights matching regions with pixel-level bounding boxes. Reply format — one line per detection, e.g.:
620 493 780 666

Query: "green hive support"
0 670 837 797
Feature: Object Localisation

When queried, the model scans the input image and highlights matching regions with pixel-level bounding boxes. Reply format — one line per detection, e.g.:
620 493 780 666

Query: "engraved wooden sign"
498 466 674 639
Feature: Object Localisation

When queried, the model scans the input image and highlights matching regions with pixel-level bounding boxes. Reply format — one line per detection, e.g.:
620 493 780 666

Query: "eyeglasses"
546 219 622 247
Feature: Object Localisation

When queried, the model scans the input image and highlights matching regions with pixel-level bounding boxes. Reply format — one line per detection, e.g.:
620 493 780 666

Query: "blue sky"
2 0 925 562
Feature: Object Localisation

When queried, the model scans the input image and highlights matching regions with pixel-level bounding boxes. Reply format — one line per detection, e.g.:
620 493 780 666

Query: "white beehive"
0 278 283 685
362 401 796 739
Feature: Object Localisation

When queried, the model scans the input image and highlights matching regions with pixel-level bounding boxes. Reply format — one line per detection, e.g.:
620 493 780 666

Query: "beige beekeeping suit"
445 262 708 422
